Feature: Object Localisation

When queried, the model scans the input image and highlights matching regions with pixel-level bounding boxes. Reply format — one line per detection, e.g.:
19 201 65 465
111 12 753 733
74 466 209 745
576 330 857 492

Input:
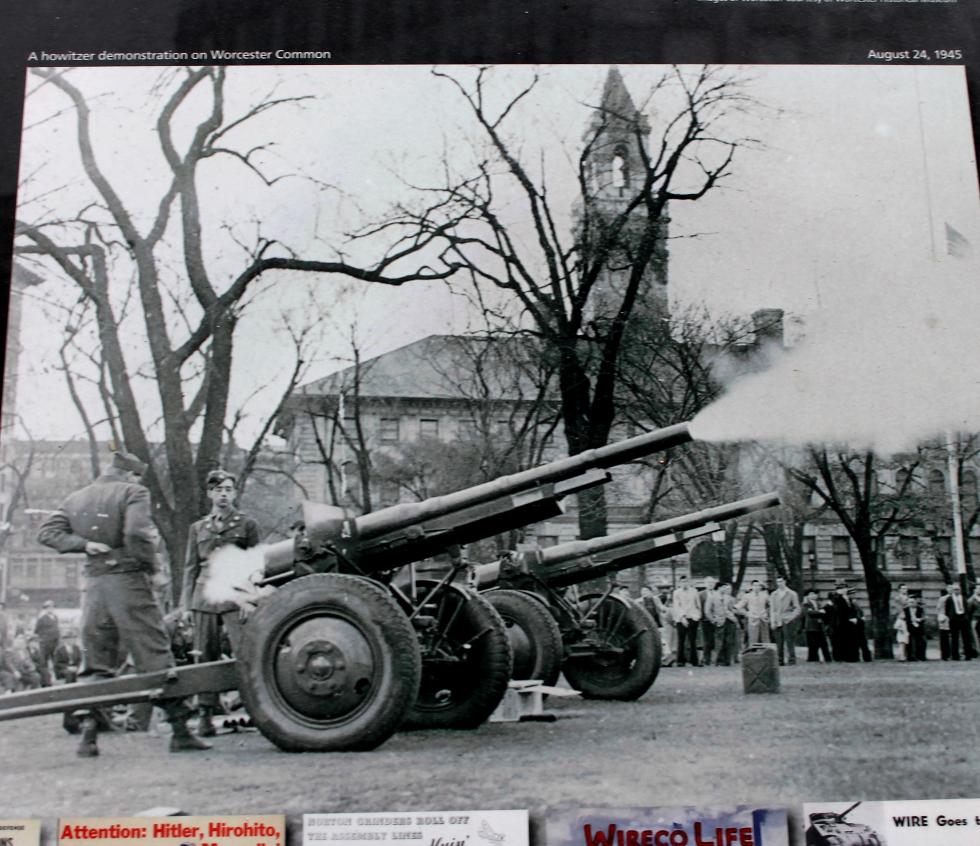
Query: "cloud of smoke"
202 544 269 606
690 257 980 454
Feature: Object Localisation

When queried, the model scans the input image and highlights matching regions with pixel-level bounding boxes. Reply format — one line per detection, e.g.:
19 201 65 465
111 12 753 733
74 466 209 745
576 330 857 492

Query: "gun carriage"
0 423 695 752
472 492 781 700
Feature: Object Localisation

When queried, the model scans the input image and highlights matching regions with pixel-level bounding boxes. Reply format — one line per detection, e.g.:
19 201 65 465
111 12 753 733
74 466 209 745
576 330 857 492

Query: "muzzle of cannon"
474 492 781 590
478 491 782 700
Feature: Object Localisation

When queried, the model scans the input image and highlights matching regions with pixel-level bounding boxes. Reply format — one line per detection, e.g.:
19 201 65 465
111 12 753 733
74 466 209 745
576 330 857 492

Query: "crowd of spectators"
635 575 980 666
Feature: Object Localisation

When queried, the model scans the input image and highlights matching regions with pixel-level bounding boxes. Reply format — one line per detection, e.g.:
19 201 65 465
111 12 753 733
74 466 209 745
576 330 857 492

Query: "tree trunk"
861 550 894 659
576 485 608 541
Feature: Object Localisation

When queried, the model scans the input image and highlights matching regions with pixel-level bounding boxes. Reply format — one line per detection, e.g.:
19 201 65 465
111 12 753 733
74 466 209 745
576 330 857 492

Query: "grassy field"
1 658 978 839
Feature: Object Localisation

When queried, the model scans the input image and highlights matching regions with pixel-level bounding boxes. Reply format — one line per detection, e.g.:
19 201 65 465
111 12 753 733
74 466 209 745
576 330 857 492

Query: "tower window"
611 148 629 191
611 144 631 193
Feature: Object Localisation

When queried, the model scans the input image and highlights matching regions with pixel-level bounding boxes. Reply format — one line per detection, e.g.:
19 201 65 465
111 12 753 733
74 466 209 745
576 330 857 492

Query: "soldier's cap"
43 599 54 608
112 450 147 476
207 469 237 489
834 580 849 589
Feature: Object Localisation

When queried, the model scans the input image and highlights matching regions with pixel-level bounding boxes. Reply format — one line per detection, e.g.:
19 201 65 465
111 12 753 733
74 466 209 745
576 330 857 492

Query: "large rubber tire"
402 581 512 730
484 589 563 686
236 573 421 752
562 593 661 701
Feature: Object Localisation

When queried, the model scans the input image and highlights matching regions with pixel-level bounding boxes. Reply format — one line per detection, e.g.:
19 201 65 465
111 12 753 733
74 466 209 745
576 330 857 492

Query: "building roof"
295 334 546 403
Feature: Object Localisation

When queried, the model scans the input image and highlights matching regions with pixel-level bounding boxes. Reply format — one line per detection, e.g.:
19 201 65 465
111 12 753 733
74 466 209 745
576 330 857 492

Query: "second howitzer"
473 492 781 699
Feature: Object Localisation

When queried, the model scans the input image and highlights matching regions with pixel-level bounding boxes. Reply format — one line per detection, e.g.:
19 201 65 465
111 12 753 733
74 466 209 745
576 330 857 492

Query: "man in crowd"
802 589 831 663
181 469 260 736
656 583 676 666
737 580 769 647
830 582 860 662
700 578 723 666
967 583 980 655
33 599 61 686
38 450 211 757
937 582 975 661
639 585 663 627
905 591 927 661
713 583 740 666
769 576 801 666
849 588 874 662
671 574 702 667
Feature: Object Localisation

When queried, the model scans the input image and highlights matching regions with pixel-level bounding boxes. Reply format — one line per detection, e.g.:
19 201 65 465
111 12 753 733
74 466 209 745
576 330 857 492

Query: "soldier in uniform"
37 450 211 757
181 469 260 736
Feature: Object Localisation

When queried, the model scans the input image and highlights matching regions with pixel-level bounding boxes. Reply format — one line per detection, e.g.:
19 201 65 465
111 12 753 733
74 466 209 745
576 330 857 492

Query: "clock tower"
577 67 669 322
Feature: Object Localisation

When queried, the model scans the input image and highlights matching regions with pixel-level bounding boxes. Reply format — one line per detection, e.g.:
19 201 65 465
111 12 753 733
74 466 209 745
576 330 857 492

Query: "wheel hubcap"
274 617 376 721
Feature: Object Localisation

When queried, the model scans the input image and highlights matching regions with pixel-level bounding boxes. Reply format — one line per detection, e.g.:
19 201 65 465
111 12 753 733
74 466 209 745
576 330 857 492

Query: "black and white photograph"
1 59 979 820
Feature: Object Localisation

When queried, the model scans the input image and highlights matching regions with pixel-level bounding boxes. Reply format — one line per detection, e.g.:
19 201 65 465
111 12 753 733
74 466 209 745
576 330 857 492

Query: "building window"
832 536 852 570
962 470 977 508
611 146 629 191
895 467 911 493
896 535 920 570
803 537 817 569
379 418 400 443
536 535 559 548
969 537 980 566
419 418 440 440
928 468 946 499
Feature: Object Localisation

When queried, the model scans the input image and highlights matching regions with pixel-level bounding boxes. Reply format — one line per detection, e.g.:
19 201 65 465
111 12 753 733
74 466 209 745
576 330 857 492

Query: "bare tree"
362 66 758 538
15 68 458 598
787 448 925 658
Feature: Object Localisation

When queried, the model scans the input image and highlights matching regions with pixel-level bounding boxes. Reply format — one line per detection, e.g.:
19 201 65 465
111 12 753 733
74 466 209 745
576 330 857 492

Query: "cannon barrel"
472 491 781 589
355 421 692 541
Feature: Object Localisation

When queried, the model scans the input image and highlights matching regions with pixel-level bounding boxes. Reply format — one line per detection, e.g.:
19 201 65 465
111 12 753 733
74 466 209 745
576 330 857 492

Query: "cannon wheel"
484 589 562 686
562 593 661 701
402 581 512 730
236 573 421 752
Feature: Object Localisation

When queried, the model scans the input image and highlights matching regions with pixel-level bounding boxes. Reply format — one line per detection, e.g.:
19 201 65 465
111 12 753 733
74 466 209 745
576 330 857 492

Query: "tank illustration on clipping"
806 804 884 846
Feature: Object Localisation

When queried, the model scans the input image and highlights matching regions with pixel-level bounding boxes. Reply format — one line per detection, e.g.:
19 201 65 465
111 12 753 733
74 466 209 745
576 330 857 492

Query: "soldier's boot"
169 720 213 753
76 716 99 758
197 706 217 738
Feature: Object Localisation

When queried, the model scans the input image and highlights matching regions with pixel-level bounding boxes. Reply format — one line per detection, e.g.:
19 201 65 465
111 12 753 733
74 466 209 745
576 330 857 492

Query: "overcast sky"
10 63 980 443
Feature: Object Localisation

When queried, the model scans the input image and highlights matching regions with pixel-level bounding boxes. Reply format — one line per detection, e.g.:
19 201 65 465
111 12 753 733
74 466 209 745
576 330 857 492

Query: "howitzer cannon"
0 422 693 753
473 492 781 700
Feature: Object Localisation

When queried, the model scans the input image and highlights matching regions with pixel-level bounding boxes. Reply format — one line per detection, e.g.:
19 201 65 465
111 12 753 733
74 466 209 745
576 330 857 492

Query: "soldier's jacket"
182 510 261 613
37 472 157 575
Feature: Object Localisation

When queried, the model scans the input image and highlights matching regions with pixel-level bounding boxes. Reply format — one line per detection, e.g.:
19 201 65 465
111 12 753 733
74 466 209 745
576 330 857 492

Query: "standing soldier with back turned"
37 450 212 758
